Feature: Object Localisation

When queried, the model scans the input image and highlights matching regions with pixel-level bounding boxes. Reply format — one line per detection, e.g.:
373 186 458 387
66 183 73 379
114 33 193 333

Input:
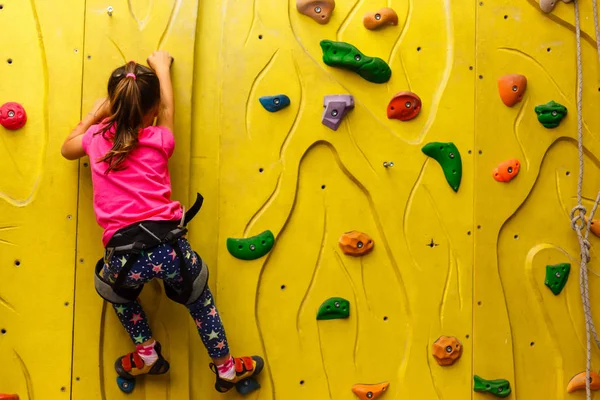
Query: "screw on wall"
383 161 394 168
107 6 113 16
427 239 439 248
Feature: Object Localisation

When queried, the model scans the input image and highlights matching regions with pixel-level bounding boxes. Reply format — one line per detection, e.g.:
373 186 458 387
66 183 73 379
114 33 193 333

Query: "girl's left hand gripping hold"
61 98 111 160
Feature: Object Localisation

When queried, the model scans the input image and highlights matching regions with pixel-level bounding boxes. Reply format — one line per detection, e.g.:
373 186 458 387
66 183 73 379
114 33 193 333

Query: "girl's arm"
147 51 174 132
61 98 109 160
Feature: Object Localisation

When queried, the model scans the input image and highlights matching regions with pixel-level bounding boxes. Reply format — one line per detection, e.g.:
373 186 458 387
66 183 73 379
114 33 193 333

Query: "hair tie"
126 73 136 80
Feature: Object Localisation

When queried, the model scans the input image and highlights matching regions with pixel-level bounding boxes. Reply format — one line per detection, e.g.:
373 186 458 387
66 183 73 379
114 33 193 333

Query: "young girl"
61 51 263 392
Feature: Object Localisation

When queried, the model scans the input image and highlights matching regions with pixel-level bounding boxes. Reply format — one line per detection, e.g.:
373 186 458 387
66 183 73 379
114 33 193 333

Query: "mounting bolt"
383 161 394 168
107 6 113 16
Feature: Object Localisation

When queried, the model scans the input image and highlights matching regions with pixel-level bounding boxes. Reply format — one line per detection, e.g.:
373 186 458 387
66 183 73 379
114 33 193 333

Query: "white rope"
571 1 600 397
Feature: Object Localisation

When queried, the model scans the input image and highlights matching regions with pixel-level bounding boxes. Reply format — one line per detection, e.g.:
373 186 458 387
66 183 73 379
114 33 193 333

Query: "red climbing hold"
387 92 421 121
0 395 20 400
0 102 27 130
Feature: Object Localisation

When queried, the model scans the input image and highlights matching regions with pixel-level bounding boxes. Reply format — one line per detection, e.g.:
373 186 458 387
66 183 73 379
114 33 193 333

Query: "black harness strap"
184 193 204 225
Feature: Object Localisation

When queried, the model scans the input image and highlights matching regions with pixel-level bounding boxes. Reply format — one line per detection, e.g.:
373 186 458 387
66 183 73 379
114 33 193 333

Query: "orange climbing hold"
567 371 600 393
493 159 520 183
296 0 335 24
498 74 527 107
0 395 20 400
339 231 374 256
387 92 421 121
432 336 463 366
352 382 389 399
363 8 398 30
589 219 600 237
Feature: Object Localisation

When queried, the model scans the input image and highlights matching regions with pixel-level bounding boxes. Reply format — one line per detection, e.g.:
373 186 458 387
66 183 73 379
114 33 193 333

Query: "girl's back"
83 122 181 247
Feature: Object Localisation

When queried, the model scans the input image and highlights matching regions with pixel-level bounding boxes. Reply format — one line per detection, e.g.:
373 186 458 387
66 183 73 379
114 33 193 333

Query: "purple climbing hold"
322 95 354 131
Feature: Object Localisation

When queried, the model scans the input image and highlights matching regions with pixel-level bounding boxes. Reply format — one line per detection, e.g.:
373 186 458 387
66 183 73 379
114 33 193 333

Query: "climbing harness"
94 193 209 306
571 1 600 397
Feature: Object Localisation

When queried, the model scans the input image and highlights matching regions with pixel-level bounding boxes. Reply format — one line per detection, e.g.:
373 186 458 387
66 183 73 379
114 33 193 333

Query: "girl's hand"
89 98 110 122
147 51 173 74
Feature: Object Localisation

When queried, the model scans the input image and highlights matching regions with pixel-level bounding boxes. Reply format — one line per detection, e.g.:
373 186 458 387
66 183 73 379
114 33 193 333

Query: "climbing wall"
213 0 476 398
474 1 600 398
3 0 600 399
0 0 84 398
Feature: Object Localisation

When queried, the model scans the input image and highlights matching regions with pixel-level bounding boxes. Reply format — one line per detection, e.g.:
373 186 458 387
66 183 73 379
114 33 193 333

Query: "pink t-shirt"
82 123 182 247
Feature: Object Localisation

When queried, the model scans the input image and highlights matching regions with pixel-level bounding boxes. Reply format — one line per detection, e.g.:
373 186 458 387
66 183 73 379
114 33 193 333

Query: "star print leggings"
99 238 230 359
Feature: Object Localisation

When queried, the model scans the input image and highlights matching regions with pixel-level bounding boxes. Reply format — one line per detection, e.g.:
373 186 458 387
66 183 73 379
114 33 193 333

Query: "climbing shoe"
210 355 264 393
114 341 170 379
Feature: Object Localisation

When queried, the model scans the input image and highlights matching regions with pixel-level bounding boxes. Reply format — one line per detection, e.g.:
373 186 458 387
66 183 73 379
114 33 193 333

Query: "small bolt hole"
530 341 535 347
566 171 570 176
300 380 305 385
468 150 472 154
479 75 483 80
477 301 482 305
417 47 421 51
547 47 551 52
469 66 473 70
514 234 519 239
14 260 20 267
479 1 483 5
7 58 13 64
478 150 483 155
61 387 66 392
383 316 388 321
467 231 472 235
259 168 264 173
1 329 6 334
281 285 286 290
321 185 326 190
504 15 508 19
64 302 69 306
87 55 92 60
466 334 470 339
0 5 4 10
258 35 263 39
76 377 80 381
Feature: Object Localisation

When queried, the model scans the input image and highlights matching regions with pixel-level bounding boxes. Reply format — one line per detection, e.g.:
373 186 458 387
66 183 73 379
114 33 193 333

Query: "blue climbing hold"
259 95 291 112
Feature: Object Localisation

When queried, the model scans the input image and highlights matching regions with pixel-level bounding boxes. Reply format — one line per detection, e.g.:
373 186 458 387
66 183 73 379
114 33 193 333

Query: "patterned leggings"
99 238 230 359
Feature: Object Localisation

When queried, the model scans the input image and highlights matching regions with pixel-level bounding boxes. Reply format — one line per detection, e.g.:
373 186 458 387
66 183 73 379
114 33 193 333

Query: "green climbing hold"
421 142 462 192
474 376 511 398
227 230 275 260
534 100 567 129
544 263 570 295
320 40 392 84
317 297 350 320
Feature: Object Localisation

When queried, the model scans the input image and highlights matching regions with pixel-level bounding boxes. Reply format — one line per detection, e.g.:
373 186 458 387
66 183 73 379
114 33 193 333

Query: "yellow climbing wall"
1 0 600 399
0 0 84 398
474 1 600 399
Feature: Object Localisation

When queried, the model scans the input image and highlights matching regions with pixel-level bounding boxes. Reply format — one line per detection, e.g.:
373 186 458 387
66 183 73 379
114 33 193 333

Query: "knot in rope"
571 204 588 231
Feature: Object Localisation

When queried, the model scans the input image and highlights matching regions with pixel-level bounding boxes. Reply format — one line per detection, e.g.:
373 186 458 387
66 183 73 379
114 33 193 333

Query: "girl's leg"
112 300 153 345
101 250 170 378
185 286 230 360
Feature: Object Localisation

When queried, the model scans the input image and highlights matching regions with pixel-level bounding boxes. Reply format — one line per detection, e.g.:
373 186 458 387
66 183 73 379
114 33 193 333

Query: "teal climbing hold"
422 142 462 192
474 375 511 398
227 230 275 260
259 95 291 112
534 100 567 128
544 263 570 295
320 40 392 84
317 297 350 320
